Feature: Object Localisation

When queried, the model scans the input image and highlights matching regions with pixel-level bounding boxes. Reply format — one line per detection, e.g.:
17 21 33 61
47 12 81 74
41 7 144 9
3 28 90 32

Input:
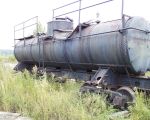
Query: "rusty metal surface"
126 17 150 73
47 18 73 37
14 16 150 74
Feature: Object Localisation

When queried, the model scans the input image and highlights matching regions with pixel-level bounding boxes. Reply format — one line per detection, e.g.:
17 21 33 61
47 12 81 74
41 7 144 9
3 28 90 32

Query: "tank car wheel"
37 68 45 76
113 86 135 109
117 87 135 103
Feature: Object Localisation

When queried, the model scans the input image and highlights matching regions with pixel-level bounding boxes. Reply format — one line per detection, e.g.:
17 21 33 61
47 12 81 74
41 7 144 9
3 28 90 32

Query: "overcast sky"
0 0 150 49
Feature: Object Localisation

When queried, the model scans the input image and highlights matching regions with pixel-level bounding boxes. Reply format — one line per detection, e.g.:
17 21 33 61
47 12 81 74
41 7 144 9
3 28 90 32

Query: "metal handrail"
14 23 38 32
14 16 38 27
53 0 114 18
14 16 38 44
53 0 80 10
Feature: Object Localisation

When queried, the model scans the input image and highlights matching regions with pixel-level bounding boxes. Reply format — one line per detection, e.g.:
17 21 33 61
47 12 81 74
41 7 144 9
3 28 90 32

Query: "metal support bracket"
83 67 111 87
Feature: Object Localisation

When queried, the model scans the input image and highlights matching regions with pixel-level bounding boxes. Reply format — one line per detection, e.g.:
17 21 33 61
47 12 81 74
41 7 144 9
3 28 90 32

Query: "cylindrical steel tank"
14 16 150 74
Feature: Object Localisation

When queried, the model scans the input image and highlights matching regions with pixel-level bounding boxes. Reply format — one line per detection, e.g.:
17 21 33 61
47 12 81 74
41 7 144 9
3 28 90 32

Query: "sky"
0 0 150 50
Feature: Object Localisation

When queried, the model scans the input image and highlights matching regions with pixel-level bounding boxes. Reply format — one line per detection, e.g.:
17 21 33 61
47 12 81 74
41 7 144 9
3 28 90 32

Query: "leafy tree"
33 22 45 35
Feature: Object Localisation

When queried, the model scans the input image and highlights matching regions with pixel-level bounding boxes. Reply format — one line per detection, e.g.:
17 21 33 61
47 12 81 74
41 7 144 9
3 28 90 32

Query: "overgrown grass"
0 65 114 120
129 93 150 120
0 64 149 120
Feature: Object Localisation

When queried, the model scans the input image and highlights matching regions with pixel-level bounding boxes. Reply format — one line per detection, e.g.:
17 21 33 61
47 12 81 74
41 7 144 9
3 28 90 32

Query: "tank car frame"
14 0 150 109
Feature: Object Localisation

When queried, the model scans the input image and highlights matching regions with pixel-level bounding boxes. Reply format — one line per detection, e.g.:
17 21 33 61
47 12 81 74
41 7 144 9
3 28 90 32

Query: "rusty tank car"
14 0 150 109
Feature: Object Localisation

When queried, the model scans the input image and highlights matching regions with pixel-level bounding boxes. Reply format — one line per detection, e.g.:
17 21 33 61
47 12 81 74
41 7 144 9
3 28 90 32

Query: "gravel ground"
0 112 31 120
